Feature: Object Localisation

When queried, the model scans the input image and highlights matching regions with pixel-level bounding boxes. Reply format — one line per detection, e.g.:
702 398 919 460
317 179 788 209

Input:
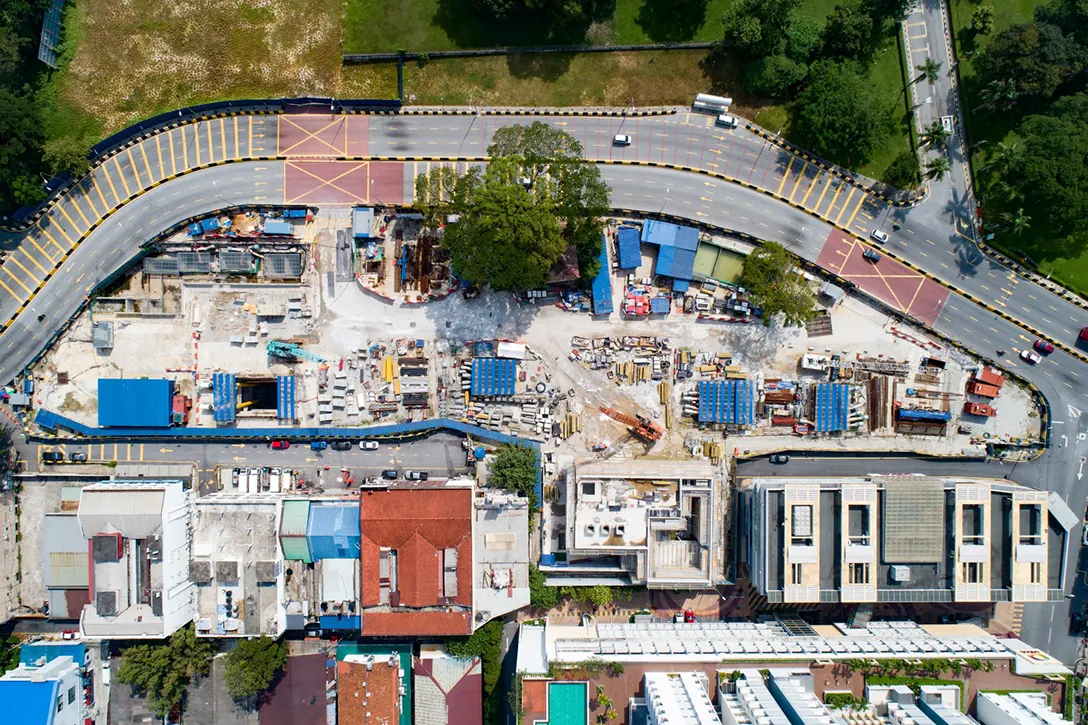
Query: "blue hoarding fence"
897 407 952 422
697 380 754 425
591 235 613 315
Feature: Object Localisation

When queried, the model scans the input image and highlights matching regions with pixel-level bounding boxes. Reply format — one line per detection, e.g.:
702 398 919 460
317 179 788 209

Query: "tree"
559 585 613 608
920 119 951 148
445 619 504 722
924 156 951 180
971 5 995 34
1034 0 1088 46
489 443 540 506
784 14 822 62
976 78 1019 113
1013 93 1088 238
116 625 212 718
821 3 873 60
983 141 1022 176
43 135 91 178
529 564 561 610
793 60 885 165
0 636 19 673
414 165 467 227
1000 208 1032 235
739 242 815 327
862 0 913 21
974 23 1083 105
745 54 808 97
914 57 942 85
721 0 804 58
488 121 584 183
222 636 287 700
884 150 922 189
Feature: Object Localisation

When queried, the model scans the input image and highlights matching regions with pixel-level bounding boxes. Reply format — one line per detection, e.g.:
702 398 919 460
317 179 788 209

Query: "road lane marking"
155 134 165 179
57 203 83 235
113 157 132 198
195 123 201 165
813 176 834 213
127 148 143 189
26 235 54 264
19 248 48 274
101 163 122 204
2 266 33 294
788 162 808 201
41 228 66 254
220 118 227 162
834 186 857 225
234 117 240 159
50 217 75 245
844 191 867 228
69 193 91 227
139 143 155 184
7 254 40 285
207 122 215 162
775 156 794 196
800 171 822 207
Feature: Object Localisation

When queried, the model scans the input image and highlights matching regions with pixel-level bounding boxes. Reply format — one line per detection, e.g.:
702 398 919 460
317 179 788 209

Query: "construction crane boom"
599 406 664 442
267 340 326 363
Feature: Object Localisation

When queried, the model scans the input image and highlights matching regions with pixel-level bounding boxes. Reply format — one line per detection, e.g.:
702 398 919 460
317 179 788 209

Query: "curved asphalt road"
1 110 1086 661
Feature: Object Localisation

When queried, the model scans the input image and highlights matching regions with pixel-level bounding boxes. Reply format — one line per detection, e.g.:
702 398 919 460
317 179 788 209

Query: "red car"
684 609 695 623
270 440 290 450
1034 339 1055 354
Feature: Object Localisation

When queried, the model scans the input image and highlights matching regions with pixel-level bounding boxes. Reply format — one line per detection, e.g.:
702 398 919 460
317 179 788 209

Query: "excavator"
599 406 664 443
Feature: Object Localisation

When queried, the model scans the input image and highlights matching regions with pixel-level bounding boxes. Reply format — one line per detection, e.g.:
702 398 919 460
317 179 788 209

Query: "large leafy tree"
784 14 822 62
115 625 212 718
223 636 287 700
1034 0 1088 46
488 121 584 181
861 0 913 21
793 60 885 165
745 54 809 97
884 150 922 190
974 23 1083 106
488 443 540 506
821 2 874 60
721 0 804 58
1014 93 1088 240
740 242 815 327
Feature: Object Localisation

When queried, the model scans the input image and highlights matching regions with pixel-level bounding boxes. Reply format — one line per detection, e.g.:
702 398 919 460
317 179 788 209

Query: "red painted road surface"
277 115 369 157
816 229 947 326
284 161 405 205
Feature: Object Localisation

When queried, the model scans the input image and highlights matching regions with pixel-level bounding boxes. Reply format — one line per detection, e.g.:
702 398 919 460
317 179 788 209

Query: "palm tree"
987 141 1022 177
1001 208 1031 236
921 120 951 148
924 156 951 181
976 79 1018 113
915 58 942 85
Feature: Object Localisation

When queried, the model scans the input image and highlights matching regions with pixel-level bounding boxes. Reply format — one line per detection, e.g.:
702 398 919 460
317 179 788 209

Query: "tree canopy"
529 563 561 610
793 60 885 165
1015 93 1088 240
115 625 212 718
740 242 815 327
223 636 287 700
721 0 804 58
745 54 809 97
974 23 1083 107
488 443 540 506
821 3 874 60
884 150 922 190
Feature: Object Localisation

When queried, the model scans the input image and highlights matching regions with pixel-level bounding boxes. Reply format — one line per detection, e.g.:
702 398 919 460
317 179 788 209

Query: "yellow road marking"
57 203 83 234
0 276 15 298
845 191 868 228
139 443 145 461
195 123 201 166
169 128 178 175
801 171 822 208
249 116 253 153
2 266 33 294
139 142 155 184
155 134 165 179
113 443 118 461
127 148 143 189
234 117 240 159
92 177 110 211
68 193 91 227
220 118 227 162
26 235 54 264
820 179 842 216
775 156 795 196
76 188 99 219
20 247 48 274
41 228 66 254
788 162 808 201
835 186 857 225
51 218 75 245
113 157 132 198
8 254 40 283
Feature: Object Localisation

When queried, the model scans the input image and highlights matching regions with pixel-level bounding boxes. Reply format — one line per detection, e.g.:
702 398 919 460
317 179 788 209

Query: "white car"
360 440 379 450
716 114 739 129
871 229 889 244
1020 349 1042 364
613 134 632 146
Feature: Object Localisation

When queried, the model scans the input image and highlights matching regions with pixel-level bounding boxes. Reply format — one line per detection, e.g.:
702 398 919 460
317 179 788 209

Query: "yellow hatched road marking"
139 444 145 461
813 176 835 213
51 217 75 245
220 118 227 161
155 134 165 178
8 254 40 283
788 162 808 201
26 235 55 264
169 129 178 175
41 228 66 254
801 171 822 207
57 203 83 234
92 177 111 210
834 186 857 225
139 142 155 184
78 188 100 219
68 194 91 227
113 157 132 198
20 247 49 274
0 276 16 298
824 181 845 219
127 148 142 189
2 265 33 294
248 116 253 152
775 157 795 196
207 122 215 162
112 443 118 461
845 192 868 229
234 117 239 159
195 123 201 166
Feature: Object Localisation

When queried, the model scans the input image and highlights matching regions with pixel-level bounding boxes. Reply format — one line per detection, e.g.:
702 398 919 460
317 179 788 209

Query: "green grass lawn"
946 0 1088 294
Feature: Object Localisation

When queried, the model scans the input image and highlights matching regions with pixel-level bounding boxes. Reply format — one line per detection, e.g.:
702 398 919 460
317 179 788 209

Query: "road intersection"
1 104 1087 661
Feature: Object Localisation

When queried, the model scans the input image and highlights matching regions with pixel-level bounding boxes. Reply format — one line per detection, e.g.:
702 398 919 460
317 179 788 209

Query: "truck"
269 468 281 493
248 468 260 494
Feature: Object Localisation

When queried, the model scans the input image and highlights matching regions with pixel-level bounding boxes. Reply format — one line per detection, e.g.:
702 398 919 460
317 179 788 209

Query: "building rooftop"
0 655 81 725
473 490 531 623
977 692 1070 725
96 378 173 427
359 487 473 636
415 646 482 725
338 656 401 725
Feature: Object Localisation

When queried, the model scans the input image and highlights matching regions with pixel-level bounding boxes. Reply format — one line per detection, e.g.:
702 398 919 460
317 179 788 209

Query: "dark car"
331 441 352 451
381 469 399 480
769 453 790 464
41 451 64 463
863 248 881 263
69 452 88 462
1034 339 1055 354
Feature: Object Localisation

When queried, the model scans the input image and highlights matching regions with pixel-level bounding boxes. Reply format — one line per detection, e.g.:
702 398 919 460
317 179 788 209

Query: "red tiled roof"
363 610 471 636
337 659 400 725
359 489 473 634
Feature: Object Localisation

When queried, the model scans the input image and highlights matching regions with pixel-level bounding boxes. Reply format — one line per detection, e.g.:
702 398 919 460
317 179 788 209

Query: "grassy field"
946 0 1088 292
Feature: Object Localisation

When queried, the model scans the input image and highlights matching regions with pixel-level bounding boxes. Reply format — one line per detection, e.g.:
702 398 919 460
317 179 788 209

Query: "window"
56 696 63 714
68 686 76 705
849 563 869 584
962 562 982 584
791 563 804 585
1030 562 1042 584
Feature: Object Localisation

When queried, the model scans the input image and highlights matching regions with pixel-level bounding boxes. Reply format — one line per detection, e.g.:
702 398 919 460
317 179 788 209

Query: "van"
716 114 739 129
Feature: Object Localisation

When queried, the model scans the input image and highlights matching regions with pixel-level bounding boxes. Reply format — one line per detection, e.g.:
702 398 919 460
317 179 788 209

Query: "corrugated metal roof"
280 500 310 537
470 358 517 397
306 502 361 560
78 488 165 538
591 237 613 315
616 226 641 268
46 552 88 588
353 207 374 238
213 373 237 423
277 375 296 420
650 297 670 314
815 383 850 432
280 536 311 563
97 378 173 427
698 380 754 424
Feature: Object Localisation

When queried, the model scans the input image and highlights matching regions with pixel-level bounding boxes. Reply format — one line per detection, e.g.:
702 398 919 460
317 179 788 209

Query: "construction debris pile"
569 336 671 385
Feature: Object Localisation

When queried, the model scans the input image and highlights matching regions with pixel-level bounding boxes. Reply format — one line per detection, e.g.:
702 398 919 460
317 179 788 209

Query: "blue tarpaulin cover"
286 208 308 218
264 219 293 236
471 358 517 397
277 375 296 421
898 407 952 421
616 226 641 268
815 383 850 432
98 379 173 427
212 372 236 423
201 217 220 233
591 235 613 315
320 615 362 630
651 297 670 314
698 380 754 424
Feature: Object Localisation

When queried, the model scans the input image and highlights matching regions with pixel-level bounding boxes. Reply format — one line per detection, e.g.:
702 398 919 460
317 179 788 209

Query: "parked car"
41 451 64 463
405 470 429 481
331 441 352 451
360 440 380 450
716 114 739 129
870 229 889 244
69 452 87 462
684 609 696 623
310 441 328 451
60 630 79 640
1020 349 1042 364
613 133 632 146
769 453 790 464
863 248 881 263
462 285 481 300
381 469 399 480
1034 339 1055 354
270 440 290 450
